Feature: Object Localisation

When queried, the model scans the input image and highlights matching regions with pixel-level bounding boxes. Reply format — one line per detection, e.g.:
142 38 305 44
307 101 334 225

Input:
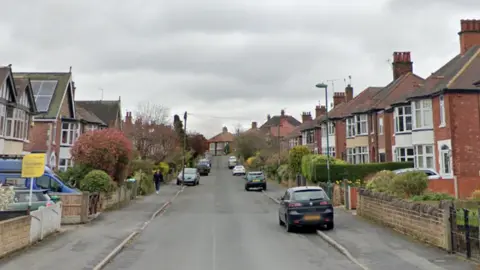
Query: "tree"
288 146 311 175
173 114 186 148
234 132 267 160
188 133 208 158
71 128 133 184
131 103 177 162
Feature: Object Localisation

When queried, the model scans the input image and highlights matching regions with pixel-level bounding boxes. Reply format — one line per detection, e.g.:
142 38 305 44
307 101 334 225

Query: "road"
104 156 362 270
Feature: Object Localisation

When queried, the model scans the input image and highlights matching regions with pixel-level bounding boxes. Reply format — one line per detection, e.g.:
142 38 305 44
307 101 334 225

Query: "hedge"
310 162 414 183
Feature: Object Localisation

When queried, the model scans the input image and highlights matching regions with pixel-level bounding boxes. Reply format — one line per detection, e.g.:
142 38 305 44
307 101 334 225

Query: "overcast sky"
1 0 478 138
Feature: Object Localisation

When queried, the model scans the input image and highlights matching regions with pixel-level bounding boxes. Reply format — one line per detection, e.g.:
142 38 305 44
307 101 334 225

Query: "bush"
0 186 14 211
390 171 428 198
135 171 155 195
57 164 93 189
411 192 455 201
80 170 116 193
365 170 396 193
288 146 311 175
277 164 291 182
301 154 346 182
130 159 154 175
310 162 413 183
71 128 133 184
153 162 170 175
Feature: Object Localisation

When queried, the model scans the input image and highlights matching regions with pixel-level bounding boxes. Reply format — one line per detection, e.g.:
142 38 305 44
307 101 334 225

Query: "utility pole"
182 111 187 185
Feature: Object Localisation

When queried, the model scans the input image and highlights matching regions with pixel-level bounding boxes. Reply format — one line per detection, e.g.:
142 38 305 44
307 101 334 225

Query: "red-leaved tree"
71 128 133 183
188 133 208 158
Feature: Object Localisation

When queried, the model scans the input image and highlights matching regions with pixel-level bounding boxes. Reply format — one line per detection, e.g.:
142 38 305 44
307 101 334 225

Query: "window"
61 122 80 145
86 124 98 132
439 95 445 126
59 158 74 171
347 148 354 164
36 175 51 189
322 147 335 157
327 122 334 135
395 147 414 162
414 145 434 169
440 145 452 176
347 147 369 164
355 114 368 135
304 130 315 144
378 117 384 135
4 107 29 140
414 100 432 129
394 106 412 133
346 117 355 137
0 104 5 136
378 153 386 162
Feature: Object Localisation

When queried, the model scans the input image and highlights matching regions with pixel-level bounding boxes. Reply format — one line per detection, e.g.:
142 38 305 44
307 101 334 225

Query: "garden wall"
30 203 62 243
0 215 30 257
357 189 450 249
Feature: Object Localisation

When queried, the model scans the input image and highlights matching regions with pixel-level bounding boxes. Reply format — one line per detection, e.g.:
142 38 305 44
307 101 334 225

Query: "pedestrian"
153 170 163 194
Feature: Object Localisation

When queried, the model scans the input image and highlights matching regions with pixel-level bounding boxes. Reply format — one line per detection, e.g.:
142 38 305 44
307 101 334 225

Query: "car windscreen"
247 172 264 179
183 169 196 174
234 166 244 169
292 190 328 201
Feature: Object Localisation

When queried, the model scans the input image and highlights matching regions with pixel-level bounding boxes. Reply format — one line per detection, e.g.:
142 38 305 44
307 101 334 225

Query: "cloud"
1 0 478 137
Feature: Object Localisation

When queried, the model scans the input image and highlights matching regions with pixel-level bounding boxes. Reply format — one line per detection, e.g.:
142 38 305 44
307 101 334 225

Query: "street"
104 156 361 270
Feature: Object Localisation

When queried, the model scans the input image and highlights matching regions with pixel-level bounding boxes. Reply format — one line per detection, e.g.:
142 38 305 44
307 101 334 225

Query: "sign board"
21 153 46 178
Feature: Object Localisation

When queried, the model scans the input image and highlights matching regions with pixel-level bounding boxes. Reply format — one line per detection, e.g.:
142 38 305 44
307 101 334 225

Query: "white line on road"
212 217 217 270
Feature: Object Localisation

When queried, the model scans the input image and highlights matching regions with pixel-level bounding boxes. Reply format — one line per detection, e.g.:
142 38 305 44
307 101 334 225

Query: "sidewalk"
0 182 181 270
263 180 478 270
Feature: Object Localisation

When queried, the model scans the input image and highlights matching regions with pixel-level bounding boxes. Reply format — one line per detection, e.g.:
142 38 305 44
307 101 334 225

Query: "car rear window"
13 192 48 203
292 190 328 201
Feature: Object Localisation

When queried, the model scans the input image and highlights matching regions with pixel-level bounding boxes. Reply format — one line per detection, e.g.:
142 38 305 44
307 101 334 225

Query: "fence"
53 193 89 224
449 201 480 260
30 203 62 243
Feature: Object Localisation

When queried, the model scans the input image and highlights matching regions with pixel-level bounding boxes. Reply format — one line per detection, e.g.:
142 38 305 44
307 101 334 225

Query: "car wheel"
245 186 249 191
263 185 267 191
285 216 294 232
279 215 285 226
176 180 180 185
325 222 334 230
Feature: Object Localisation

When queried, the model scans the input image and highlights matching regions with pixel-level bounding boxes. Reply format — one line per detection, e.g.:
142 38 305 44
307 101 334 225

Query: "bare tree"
135 101 170 125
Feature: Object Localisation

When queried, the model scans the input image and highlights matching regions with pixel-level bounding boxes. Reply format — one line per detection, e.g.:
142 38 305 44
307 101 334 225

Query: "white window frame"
327 122 334 135
347 146 369 164
4 107 29 140
439 95 445 127
413 100 433 129
378 117 384 135
61 122 80 146
0 104 5 136
85 124 99 132
58 158 74 171
346 117 355 138
347 148 354 164
394 105 412 133
355 114 368 135
414 144 434 169
394 147 414 162
439 144 452 177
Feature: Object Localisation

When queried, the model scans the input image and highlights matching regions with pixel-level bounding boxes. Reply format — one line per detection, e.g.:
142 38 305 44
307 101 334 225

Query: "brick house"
208 127 234 155
0 66 37 155
284 111 314 151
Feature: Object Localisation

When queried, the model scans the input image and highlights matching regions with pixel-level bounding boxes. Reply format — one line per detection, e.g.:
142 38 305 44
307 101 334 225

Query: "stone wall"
357 189 449 249
0 216 30 257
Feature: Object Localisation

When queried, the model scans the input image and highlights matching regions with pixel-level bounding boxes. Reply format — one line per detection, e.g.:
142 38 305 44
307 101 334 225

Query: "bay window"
346 117 355 137
61 122 80 145
394 105 412 133
347 148 354 163
0 104 5 136
346 146 369 164
395 147 414 162
355 114 368 135
4 107 29 140
414 144 434 169
413 100 432 129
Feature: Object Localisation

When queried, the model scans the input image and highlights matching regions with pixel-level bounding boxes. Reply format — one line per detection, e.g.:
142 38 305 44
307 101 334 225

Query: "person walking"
153 170 163 194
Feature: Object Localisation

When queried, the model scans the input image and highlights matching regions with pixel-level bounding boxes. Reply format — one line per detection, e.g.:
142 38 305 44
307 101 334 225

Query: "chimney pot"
459 19 480 55
267 114 271 121
301 112 312 123
345 84 353 102
222 126 228 133
251 121 257 129
333 92 346 107
280 109 285 117
315 105 327 118
392 51 413 80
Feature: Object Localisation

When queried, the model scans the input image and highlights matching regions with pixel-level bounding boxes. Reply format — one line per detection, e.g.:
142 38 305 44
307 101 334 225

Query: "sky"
1 0 478 138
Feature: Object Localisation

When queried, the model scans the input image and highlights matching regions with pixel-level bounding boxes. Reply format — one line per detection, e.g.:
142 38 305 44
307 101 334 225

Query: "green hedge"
310 162 413 183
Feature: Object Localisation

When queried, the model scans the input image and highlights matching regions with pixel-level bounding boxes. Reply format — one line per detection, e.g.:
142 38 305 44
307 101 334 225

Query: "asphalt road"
104 156 361 270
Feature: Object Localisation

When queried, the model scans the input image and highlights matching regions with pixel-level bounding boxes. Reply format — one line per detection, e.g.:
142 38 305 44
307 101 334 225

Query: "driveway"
104 156 361 270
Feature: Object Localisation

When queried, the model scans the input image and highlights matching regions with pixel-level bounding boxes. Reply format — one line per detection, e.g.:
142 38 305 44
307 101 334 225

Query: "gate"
449 205 480 260
88 193 101 216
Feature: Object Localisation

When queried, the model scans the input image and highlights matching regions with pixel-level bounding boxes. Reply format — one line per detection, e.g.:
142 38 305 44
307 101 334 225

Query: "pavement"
263 181 478 270
103 156 361 270
0 181 181 270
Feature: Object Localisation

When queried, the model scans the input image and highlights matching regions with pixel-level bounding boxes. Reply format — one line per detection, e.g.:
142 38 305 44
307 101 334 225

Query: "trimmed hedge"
310 162 413 183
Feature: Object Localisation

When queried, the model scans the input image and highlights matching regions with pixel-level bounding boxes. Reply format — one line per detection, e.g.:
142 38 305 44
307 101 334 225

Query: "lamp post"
315 83 332 198
182 111 187 185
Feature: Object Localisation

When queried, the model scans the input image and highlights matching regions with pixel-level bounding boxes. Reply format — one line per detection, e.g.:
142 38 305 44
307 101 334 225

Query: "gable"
0 69 17 103
59 82 75 119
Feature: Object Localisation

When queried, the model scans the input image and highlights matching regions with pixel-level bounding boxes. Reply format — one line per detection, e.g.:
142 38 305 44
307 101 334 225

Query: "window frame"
355 114 368 135
394 105 412 133
59 158 74 171
346 117 355 138
413 100 433 129
395 147 414 162
414 144 435 169
378 117 384 135
439 95 446 127
60 122 80 146
4 107 29 140
439 145 452 177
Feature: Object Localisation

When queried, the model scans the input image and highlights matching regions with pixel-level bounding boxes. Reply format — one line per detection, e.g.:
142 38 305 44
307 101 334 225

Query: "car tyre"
263 184 267 191
325 222 334 230
245 186 249 191
285 216 294 232
176 180 181 185
278 215 285 226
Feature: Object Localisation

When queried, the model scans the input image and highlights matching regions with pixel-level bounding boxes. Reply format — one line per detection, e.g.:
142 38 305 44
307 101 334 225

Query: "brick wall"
357 189 449 249
0 216 31 258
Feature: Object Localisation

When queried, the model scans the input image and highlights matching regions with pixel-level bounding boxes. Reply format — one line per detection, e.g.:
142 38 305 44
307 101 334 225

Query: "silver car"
177 168 200 186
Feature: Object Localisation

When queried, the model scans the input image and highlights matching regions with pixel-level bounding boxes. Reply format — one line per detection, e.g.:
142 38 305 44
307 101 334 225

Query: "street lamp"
182 111 187 186
315 83 332 198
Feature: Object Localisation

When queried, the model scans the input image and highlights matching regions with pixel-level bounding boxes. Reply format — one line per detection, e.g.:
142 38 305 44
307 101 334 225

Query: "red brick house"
208 127 235 155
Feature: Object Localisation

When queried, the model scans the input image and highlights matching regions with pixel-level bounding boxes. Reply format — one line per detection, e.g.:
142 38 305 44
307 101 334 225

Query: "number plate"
253 179 260 182
304 215 321 221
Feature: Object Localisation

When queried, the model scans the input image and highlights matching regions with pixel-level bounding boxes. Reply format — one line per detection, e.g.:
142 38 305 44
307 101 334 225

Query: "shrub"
135 171 155 195
301 154 346 182
390 171 428 198
0 185 14 211
130 159 154 175
153 162 170 175
288 146 311 175
71 128 133 184
80 170 116 193
310 162 413 183
365 170 396 193
57 164 93 189
411 192 455 201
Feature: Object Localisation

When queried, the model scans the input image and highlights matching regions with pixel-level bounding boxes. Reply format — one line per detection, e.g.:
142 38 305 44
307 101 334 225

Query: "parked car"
244 171 266 191
392 168 441 180
0 159 79 193
278 186 334 232
177 168 200 186
7 189 55 211
197 159 211 176
232 165 246 176
228 156 237 169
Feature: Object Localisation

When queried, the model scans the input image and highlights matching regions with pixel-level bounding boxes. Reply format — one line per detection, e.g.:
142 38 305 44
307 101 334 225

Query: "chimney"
267 114 271 121
251 121 257 129
71 81 76 98
345 84 353 102
315 105 326 118
301 112 312 123
333 92 346 107
459 19 480 55
280 109 285 117
392 52 413 80
222 126 228 133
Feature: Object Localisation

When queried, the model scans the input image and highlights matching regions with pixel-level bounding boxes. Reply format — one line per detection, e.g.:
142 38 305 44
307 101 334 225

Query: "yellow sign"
21 153 46 178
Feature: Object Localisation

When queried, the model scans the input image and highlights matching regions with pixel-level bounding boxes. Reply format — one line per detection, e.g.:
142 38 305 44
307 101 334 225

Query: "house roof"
285 125 302 139
75 100 121 127
208 130 235 143
259 114 301 129
13 77 38 113
299 119 318 132
322 87 383 120
0 67 18 103
407 45 480 99
373 73 425 109
75 104 106 125
13 72 72 118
